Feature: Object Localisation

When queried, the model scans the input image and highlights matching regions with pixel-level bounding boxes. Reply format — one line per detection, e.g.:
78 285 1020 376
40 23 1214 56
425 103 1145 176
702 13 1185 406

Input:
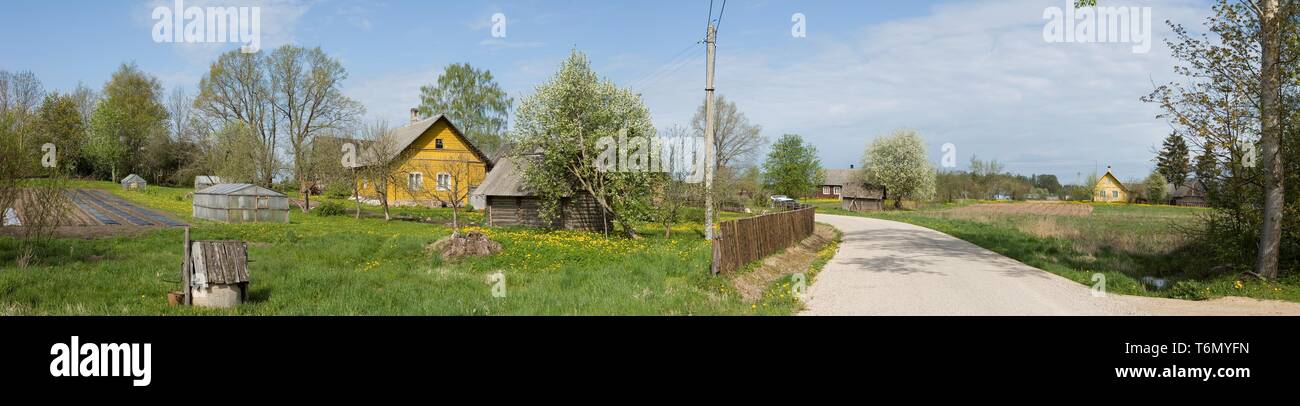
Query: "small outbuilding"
841 182 887 212
475 155 611 232
121 174 147 191
193 183 290 223
188 240 250 308
195 176 223 190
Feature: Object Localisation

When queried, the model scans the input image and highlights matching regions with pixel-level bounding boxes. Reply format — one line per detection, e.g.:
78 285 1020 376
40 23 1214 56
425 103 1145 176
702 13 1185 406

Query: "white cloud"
346 65 444 127
638 0 1210 181
141 0 313 92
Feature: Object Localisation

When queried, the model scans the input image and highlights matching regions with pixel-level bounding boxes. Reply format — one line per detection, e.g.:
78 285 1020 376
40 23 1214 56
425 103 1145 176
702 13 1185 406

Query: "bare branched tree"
413 152 474 234
358 120 402 221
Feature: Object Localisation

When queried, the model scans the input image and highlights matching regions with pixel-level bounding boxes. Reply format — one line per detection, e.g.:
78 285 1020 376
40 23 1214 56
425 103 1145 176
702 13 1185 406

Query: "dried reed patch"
947 202 1093 217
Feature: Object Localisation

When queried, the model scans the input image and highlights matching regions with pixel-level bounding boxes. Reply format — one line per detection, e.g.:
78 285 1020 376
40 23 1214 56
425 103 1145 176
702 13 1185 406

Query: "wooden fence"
712 206 816 274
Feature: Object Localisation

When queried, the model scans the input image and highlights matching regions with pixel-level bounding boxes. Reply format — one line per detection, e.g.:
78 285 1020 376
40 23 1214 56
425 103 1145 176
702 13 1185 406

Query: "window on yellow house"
407 173 423 191
1113 190 1119 198
435 139 444 149
436 173 450 191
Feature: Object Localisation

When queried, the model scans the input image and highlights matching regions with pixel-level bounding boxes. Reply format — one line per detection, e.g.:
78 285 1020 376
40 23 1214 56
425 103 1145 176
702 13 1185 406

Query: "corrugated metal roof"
195 183 286 197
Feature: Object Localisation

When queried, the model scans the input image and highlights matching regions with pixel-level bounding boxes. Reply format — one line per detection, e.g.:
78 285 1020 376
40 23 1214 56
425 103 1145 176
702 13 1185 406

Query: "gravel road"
800 214 1300 316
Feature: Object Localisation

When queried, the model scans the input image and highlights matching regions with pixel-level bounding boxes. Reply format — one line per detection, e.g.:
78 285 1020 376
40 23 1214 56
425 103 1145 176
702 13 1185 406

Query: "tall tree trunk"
1256 0 1283 280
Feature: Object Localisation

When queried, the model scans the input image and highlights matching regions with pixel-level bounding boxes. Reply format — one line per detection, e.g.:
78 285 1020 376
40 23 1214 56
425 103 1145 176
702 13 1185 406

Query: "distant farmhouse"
814 168 855 199
355 110 490 207
1093 167 1129 203
1170 181 1207 207
816 166 886 211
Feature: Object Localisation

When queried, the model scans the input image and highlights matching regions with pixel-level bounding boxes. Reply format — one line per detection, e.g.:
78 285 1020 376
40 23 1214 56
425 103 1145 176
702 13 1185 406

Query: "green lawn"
814 200 1300 302
0 181 804 315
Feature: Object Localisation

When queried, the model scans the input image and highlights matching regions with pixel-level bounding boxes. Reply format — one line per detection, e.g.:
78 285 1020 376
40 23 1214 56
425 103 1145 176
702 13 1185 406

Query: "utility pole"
703 24 717 241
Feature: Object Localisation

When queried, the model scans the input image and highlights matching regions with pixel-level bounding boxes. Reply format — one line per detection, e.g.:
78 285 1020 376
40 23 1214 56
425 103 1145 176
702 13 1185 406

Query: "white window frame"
407 172 423 191
833 186 842 195
823 186 831 195
436 173 451 191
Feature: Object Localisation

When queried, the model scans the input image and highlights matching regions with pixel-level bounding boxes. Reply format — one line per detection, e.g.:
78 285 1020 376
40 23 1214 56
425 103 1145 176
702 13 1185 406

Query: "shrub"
325 182 352 199
315 201 347 217
1169 280 1209 301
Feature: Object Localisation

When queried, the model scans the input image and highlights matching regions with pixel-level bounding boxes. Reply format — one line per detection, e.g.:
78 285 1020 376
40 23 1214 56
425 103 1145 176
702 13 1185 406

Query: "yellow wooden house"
355 111 490 206
1093 167 1129 203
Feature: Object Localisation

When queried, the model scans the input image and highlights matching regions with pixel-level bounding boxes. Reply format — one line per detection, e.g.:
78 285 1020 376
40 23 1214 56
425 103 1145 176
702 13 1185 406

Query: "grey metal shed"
193 183 290 223
121 174 147 191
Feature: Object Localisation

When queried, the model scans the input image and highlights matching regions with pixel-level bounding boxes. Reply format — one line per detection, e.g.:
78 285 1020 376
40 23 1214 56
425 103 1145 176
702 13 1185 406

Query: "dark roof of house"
1171 181 1205 198
474 155 534 197
843 182 885 199
822 169 857 186
357 115 492 168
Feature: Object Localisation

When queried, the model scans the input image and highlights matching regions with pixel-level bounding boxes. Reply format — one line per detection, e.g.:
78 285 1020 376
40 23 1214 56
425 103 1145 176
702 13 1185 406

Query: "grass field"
0 181 807 315
812 200 1300 303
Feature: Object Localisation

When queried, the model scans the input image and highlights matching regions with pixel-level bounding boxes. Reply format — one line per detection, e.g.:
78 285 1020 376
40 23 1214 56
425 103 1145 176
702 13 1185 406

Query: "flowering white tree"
862 129 936 209
512 50 661 238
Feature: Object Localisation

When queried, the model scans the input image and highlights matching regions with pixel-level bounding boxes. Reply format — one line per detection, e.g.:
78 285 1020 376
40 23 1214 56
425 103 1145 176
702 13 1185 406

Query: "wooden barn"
474 155 612 232
841 182 887 212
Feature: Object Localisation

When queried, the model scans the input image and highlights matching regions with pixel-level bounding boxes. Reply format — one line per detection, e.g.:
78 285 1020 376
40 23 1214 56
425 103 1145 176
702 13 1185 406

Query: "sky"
0 0 1215 184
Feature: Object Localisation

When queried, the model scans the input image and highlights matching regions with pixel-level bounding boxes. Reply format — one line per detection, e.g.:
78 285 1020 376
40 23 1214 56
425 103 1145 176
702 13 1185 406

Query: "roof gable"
361 115 492 168
1096 171 1128 192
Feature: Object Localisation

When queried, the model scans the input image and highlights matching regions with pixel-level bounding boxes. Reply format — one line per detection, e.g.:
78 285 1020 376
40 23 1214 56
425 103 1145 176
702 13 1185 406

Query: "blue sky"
1 0 1213 183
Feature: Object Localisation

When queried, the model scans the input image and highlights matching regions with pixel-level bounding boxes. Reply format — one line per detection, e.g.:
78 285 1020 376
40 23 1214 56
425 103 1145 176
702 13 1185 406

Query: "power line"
633 52 705 94
626 42 703 92
716 0 728 31
707 0 714 33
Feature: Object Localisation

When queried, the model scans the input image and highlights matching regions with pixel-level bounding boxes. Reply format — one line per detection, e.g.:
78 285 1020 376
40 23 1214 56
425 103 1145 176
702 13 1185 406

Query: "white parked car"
770 195 799 208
